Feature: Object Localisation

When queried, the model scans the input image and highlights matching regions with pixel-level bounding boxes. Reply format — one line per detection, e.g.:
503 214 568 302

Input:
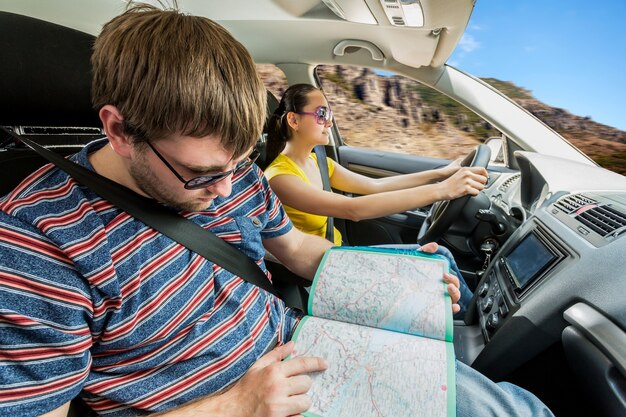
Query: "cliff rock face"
257 64 626 174
482 78 626 174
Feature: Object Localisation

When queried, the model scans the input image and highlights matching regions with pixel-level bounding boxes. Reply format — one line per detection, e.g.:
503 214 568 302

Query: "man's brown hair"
91 5 266 157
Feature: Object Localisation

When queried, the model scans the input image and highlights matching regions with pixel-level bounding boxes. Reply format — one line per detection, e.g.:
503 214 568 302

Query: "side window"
316 65 500 160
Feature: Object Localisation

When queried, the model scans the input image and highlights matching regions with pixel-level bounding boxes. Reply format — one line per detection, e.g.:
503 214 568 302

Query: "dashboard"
454 151 626 407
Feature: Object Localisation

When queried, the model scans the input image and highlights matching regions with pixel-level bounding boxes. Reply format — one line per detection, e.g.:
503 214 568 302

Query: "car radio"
477 225 569 340
500 228 567 297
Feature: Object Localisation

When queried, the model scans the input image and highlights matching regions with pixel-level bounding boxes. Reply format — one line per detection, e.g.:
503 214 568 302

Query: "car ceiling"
0 0 474 70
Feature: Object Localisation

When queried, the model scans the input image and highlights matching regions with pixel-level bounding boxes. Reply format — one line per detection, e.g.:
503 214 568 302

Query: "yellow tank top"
264 153 342 246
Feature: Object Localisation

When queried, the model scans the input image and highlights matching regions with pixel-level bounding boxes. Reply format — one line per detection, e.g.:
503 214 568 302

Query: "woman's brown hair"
265 83 319 165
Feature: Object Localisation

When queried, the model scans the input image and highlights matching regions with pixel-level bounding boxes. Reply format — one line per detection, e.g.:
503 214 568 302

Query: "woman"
264 84 488 315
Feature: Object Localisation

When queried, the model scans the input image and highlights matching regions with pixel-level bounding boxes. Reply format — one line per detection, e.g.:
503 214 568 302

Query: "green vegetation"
321 72 359 100
323 72 344 87
481 78 534 100
593 152 626 175
408 82 494 141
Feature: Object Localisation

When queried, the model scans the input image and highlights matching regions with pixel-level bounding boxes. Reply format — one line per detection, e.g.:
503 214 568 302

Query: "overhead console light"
381 0 424 27
321 0 378 24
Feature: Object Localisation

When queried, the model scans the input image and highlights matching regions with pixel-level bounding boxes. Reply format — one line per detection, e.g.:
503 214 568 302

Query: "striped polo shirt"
0 139 300 416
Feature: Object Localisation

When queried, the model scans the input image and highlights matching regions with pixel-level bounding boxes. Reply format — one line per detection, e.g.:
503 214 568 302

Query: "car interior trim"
564 302 626 379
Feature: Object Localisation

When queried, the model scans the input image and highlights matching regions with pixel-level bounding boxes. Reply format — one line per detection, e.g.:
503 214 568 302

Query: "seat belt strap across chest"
3 128 285 302
313 145 335 243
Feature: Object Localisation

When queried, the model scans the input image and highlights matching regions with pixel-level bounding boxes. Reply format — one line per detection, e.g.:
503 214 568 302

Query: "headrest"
266 90 280 118
0 12 100 127
0 10 284 156
255 90 281 170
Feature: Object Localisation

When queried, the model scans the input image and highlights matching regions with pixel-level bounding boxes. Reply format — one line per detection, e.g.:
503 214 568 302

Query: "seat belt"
313 145 335 243
2 128 286 302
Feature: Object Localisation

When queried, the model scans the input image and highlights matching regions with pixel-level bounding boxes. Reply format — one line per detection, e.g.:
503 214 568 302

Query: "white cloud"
459 34 480 53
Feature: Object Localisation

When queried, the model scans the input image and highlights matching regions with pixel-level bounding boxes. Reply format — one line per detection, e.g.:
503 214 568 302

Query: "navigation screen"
504 233 557 289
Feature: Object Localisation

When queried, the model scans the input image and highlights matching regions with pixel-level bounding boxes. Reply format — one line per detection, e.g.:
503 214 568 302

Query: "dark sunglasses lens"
185 177 215 189
184 151 258 189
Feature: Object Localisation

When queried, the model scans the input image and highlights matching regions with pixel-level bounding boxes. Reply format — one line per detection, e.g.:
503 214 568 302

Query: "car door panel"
336 145 450 246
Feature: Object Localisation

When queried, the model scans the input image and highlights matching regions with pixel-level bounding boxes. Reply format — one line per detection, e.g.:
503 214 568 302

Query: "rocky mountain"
257 64 626 175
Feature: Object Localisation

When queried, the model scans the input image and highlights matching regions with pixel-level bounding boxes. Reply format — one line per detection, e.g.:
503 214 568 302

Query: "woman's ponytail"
265 100 289 166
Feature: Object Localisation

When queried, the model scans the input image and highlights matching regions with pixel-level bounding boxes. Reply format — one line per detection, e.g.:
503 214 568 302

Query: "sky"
448 0 626 131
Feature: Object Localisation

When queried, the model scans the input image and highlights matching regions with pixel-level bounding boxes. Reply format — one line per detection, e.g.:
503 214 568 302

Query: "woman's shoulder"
264 153 299 180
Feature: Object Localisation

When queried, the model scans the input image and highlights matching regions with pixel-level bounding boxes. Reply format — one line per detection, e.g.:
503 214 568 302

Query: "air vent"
576 205 626 237
554 194 597 214
17 126 103 135
3 126 105 148
392 17 405 25
498 173 520 192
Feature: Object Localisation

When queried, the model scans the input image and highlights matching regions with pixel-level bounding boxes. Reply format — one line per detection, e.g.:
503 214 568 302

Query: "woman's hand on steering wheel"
438 166 488 200
439 157 463 178
417 144 491 245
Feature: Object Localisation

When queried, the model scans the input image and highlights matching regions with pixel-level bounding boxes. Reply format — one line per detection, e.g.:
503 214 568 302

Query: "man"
0 5 553 417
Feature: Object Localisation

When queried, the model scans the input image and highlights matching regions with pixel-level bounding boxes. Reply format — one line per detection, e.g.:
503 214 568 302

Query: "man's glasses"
296 105 333 125
147 142 260 190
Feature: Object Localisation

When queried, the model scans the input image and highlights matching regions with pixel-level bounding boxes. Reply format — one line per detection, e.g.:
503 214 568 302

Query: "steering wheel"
417 144 491 245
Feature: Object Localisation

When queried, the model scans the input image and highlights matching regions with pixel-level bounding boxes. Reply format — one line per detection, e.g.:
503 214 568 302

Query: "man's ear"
99 105 134 158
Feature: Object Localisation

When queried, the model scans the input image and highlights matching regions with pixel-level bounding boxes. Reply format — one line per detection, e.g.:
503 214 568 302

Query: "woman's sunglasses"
296 105 333 125
147 142 260 190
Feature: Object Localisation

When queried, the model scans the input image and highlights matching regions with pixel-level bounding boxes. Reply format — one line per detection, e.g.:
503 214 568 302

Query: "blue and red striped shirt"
0 139 299 416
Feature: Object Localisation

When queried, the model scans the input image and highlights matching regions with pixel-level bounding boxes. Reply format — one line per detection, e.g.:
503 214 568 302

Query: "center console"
475 220 570 341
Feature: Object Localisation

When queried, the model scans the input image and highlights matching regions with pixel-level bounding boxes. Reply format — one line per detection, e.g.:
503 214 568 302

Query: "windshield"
450 2 626 175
